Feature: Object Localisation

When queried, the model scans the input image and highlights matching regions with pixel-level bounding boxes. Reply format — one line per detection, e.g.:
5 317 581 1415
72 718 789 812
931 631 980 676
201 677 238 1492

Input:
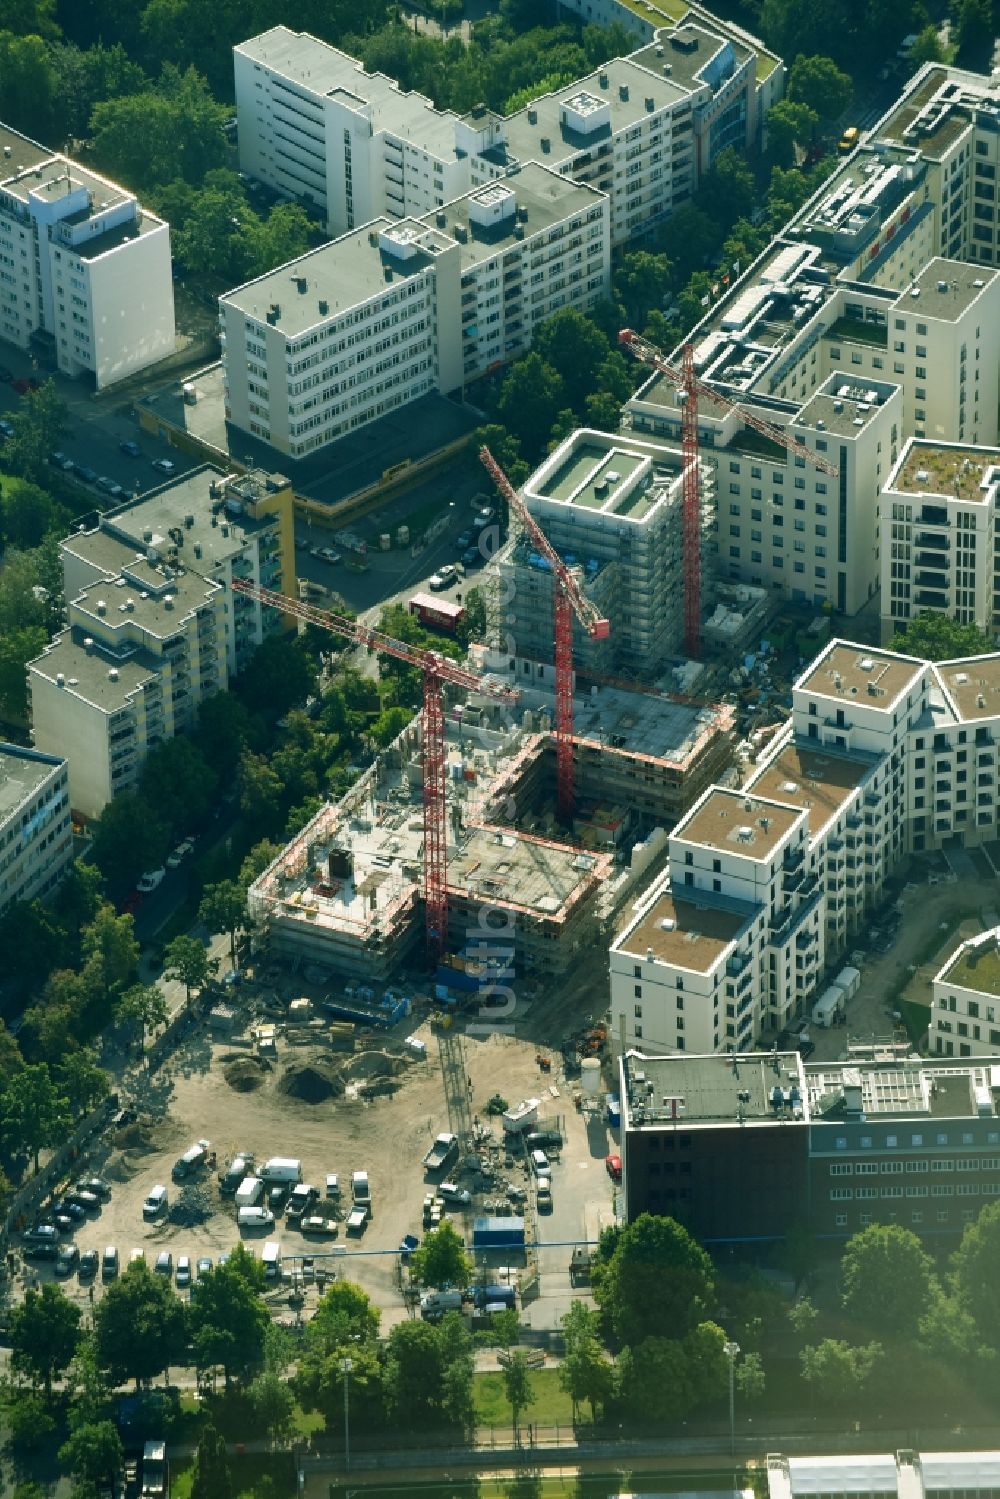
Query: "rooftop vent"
184 513 194 528
295 276 307 294
598 72 609 89
142 526 153 542
860 656 874 671
164 595 174 611
915 468 929 482
645 96 655 111
56 672 65 687
909 287 920 298
816 418 825 429
125 597 135 612
937 279 948 292
96 599 107 616
436 211 446 227
955 671 969 685
266 304 280 325
736 825 754 842
108 668 119 682
659 917 676 931
318 298 329 315
517 205 528 222
528 108 537 124
619 84 629 102
84 637 94 652
663 63 672 74
540 137 550 153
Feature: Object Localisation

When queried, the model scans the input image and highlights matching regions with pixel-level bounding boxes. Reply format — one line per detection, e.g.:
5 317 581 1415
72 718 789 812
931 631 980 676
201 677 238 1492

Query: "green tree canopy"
58 1421 123 1490
11 1284 82 1400
594 1212 715 1343
234 634 318 718
766 99 820 166
191 1418 231 1499
533 309 615 415
58 1047 110 1118
1 1063 72 1171
952 1199 1000 1349
892 612 993 661
138 737 217 838
89 793 169 888
787 54 853 120
495 353 567 458
164 934 218 1004
198 880 248 963
502 1349 534 1437
93 1261 188 1388
411 1221 471 1290
840 1224 934 1337
188 1254 270 1384
3 380 68 485
89 63 228 192
800 1338 883 1405
307 1280 381 1353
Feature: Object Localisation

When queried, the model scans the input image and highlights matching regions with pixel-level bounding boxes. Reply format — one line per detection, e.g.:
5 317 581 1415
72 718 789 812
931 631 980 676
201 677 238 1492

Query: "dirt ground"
26 973 615 1328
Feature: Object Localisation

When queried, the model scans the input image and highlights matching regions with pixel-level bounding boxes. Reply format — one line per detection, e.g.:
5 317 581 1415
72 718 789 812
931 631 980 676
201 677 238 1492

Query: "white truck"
259 1157 302 1184
502 1098 540 1134
235 1176 264 1209
812 985 844 1028
422 1132 459 1173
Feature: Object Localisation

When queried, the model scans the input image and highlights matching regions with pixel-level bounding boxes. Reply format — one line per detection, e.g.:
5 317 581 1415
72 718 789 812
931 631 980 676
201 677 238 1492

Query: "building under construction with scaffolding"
248 667 735 986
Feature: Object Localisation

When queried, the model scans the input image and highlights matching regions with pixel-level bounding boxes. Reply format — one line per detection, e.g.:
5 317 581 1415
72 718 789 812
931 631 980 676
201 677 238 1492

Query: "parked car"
197 1256 214 1277
96 476 124 497
154 1250 173 1275
74 464 98 484
23 1238 58 1260
308 545 325 560
429 564 458 592
23 1223 58 1249
462 547 482 568
267 1183 290 1214
166 839 194 868
102 1245 119 1280
78 1249 99 1280
300 1214 338 1237
119 440 142 457
605 1153 622 1182
151 458 176 475
325 1174 340 1199
176 1256 192 1288
437 1181 471 1206
318 548 342 564
456 530 473 550
55 1244 80 1278
64 1189 99 1213
49 452 75 472
52 1209 76 1234
143 1185 168 1221
137 867 166 893
536 1180 553 1211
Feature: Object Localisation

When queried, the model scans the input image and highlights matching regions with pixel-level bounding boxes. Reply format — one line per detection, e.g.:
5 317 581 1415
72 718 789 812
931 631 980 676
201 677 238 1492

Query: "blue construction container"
472 1216 525 1250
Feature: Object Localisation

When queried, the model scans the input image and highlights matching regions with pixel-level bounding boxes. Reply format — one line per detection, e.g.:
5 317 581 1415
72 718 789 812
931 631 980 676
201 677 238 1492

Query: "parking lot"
15 985 616 1331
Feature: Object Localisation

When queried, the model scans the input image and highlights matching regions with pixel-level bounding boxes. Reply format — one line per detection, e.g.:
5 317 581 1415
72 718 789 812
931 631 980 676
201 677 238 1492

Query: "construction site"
247 669 735 987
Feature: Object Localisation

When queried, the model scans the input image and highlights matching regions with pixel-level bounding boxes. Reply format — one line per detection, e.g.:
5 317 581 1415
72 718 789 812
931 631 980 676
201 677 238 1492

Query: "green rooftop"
944 943 1000 998
824 317 889 348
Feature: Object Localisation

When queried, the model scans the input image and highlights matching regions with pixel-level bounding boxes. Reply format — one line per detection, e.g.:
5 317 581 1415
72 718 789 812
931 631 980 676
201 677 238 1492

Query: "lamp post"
723 1340 740 1457
340 1356 353 1473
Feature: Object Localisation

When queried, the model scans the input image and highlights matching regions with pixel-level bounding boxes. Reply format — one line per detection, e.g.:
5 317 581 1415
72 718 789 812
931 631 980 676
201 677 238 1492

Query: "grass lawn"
474 1368 576 1429
171 1453 295 1499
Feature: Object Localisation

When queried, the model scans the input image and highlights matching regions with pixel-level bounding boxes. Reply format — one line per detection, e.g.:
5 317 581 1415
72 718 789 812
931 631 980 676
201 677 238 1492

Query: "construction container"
472 1216 525 1250
606 1095 621 1129
833 965 861 1002
396 525 410 546
289 998 312 1021
379 533 391 551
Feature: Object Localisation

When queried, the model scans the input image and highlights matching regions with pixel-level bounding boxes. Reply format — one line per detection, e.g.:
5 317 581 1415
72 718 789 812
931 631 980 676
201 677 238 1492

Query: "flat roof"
630 20 750 92
451 826 600 917
70 565 219 639
873 65 983 158
941 934 1000 999
933 656 1000 722
30 627 155 711
236 27 462 160
103 465 284 568
419 164 604 274
0 742 65 825
617 885 754 971
542 440 663 518
676 785 803 860
795 375 896 439
891 439 1000 504
797 641 925 712
504 56 690 166
749 741 873 839
0 122 55 178
4 155 130 213
623 1050 805 1127
895 257 998 321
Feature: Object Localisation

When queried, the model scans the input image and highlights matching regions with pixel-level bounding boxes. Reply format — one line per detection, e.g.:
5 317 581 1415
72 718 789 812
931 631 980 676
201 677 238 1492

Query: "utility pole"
724 1339 740 1457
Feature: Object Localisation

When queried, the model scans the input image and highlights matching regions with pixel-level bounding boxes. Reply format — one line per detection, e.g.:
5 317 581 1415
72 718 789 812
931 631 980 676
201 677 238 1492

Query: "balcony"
915 590 948 608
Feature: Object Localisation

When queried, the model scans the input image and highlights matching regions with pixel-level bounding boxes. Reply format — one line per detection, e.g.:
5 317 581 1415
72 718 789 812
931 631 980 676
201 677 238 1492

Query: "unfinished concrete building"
249 667 735 987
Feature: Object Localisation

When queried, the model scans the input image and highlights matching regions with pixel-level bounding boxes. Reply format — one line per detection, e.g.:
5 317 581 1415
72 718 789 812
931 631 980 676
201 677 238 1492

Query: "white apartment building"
220 164 610 458
931 926 1000 1059
30 466 295 819
624 66 1000 624
610 636 1000 1056
0 743 72 916
0 124 174 389
881 437 1000 643
495 427 690 676
234 15 780 247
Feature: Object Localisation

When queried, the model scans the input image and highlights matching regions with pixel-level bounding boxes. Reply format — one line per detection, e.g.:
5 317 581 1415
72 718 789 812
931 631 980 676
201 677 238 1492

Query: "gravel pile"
277 1060 343 1104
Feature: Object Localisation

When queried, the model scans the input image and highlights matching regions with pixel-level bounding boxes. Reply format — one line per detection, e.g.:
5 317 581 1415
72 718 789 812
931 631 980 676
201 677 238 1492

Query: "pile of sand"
277 1060 343 1104
223 1056 267 1093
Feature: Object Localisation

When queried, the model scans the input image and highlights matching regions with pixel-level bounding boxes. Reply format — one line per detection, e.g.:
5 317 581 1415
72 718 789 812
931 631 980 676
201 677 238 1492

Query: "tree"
697 148 757 232
800 1339 883 1406
907 24 947 67
614 250 674 329
559 1332 614 1421
1 1063 71 1171
7 1392 56 1451
0 479 65 551
163 934 218 1005
139 737 217 838
307 1280 381 1352
0 32 57 143
89 793 168 888
188 1255 270 1384
534 309 614 415
658 204 719 281
370 704 411 748
3 381 68 483
248 1370 296 1446
234 635 317 718
237 750 284 832
93 1262 188 1388
245 201 313 279
411 1221 471 1290
735 1350 766 1403
195 690 254 775
473 422 529 490
496 353 567 459
50 39 147 140
683 1320 728 1407
840 1224 933 1338
89 64 228 192
295 1340 385 1434
0 624 47 722
58 1422 122 1491
437 1312 476 1430
615 1336 694 1423
594 1213 714 1344
81 905 140 1015
787 1296 820 1339
458 587 487 647
198 880 248 963
955 0 992 65
766 99 820 166
893 611 993 662
115 983 168 1055
58 1048 110 1118
788 54 853 121
191 1418 231 1499
385 1319 450 1428
238 840 282 891
11 1285 82 1400
952 1199 1000 1349
503 1350 534 1438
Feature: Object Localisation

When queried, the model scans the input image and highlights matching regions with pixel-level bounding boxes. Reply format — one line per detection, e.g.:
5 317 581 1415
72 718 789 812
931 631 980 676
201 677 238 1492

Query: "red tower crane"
230 578 516 966
618 329 840 658
480 444 610 823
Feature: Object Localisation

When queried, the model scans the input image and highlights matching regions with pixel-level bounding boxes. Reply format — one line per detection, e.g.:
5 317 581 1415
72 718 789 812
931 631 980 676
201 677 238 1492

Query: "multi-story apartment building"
931 927 1000 1060
0 124 174 388
880 437 1000 643
610 636 1000 1056
0 743 71 915
623 63 1000 623
619 1046 1000 1242
220 165 610 458
495 428 692 676
29 466 295 818
234 14 780 248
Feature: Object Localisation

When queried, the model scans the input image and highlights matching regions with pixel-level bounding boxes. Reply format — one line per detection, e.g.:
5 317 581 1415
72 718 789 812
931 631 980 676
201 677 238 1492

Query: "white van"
420 1289 464 1320
237 1205 275 1231
262 1241 282 1280
259 1157 302 1184
235 1176 264 1209
530 1149 551 1177
142 1184 168 1221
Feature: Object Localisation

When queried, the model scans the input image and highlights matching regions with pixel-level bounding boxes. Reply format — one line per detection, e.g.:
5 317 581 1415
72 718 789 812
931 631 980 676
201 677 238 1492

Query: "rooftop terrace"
892 440 1000 505
941 934 1000 999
